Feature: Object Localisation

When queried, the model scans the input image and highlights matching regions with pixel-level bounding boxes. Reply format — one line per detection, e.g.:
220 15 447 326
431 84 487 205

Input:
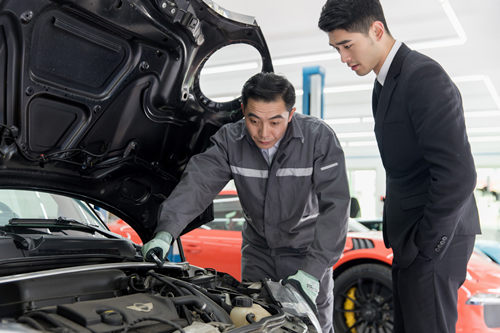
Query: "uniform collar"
286 113 304 143
235 119 248 141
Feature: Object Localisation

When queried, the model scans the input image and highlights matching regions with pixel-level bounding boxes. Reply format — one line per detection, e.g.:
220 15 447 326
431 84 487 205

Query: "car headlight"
466 293 500 305
264 280 322 333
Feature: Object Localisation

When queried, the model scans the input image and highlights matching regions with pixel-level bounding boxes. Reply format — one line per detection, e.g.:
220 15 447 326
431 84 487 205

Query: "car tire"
333 263 394 332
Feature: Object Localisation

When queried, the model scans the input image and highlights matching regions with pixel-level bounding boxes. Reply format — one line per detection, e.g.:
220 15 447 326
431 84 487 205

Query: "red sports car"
107 218 143 246
109 191 500 332
179 191 500 333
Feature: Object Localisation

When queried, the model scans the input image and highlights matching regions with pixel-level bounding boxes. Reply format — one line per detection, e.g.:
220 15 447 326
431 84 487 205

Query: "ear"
370 21 385 41
241 103 246 115
288 107 296 122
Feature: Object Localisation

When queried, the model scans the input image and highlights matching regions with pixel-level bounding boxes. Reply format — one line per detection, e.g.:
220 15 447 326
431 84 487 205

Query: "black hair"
318 0 391 36
241 72 295 111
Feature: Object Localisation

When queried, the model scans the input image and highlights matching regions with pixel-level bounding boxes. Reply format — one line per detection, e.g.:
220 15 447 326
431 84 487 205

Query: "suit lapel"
374 43 411 154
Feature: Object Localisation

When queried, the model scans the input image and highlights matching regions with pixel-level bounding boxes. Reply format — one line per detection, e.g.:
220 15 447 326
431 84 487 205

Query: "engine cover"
56 294 181 333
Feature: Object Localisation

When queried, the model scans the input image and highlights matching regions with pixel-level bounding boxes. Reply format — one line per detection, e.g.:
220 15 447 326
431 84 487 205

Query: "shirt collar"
261 138 281 154
377 40 402 86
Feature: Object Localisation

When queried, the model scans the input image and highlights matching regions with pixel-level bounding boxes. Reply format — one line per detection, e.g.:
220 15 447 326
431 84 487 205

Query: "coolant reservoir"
230 296 271 327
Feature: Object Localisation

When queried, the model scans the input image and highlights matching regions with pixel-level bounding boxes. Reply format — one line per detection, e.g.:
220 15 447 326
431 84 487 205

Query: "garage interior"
198 0 500 241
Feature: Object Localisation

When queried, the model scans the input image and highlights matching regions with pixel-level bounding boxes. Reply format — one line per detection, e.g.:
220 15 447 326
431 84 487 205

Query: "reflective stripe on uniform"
299 213 319 223
320 162 338 171
276 167 313 177
231 166 269 178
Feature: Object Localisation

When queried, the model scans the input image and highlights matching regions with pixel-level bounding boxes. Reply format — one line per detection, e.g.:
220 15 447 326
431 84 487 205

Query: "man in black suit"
318 1 481 332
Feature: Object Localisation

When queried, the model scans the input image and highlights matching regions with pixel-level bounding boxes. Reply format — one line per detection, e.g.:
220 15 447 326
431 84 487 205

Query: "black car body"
0 0 272 239
0 1 321 332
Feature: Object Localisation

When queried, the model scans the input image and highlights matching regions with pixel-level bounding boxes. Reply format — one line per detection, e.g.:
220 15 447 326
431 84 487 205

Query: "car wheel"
334 263 394 332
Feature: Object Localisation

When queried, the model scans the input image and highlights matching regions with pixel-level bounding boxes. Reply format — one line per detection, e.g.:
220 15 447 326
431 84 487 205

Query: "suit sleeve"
156 126 233 239
302 123 350 280
406 60 477 259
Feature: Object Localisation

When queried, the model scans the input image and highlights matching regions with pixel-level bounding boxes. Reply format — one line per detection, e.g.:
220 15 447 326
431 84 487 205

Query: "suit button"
442 236 448 241
439 240 446 245
435 248 441 252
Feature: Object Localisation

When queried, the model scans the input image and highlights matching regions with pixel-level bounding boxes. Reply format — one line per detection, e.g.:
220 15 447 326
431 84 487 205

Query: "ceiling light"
211 96 237 102
454 75 500 109
408 38 463 50
467 127 500 134
273 0 466 70
273 53 339 66
337 132 374 139
453 75 486 83
440 0 467 43
469 136 500 143
325 118 361 125
201 61 259 75
200 1 468 74
407 0 466 50
348 141 377 147
273 0 465 69
465 110 500 119
324 84 373 94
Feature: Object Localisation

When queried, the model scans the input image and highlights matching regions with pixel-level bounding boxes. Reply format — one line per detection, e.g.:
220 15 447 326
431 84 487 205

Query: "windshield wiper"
7 217 116 238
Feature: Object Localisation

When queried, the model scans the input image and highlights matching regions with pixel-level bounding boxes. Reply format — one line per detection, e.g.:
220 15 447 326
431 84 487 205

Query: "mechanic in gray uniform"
142 72 350 333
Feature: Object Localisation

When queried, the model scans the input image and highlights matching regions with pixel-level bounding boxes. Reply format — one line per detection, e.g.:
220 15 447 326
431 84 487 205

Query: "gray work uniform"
158 113 350 332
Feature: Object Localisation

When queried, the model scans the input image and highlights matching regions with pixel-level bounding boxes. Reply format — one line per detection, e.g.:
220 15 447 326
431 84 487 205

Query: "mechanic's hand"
284 270 320 306
141 231 173 262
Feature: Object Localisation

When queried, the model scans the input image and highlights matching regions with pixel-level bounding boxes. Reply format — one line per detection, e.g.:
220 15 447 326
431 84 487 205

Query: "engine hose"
166 277 233 324
172 295 207 310
169 277 233 314
24 311 76 332
128 274 147 292
246 313 256 324
148 271 184 296
17 316 45 331
147 272 193 324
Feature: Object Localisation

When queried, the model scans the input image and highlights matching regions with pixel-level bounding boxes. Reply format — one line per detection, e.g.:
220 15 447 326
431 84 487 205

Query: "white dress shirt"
377 40 402 86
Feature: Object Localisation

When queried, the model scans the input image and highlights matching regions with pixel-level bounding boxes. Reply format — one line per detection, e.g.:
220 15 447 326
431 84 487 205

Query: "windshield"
348 219 371 232
0 189 105 229
209 195 245 231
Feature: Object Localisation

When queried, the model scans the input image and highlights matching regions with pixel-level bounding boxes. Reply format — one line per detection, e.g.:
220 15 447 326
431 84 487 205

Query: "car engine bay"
0 262 317 333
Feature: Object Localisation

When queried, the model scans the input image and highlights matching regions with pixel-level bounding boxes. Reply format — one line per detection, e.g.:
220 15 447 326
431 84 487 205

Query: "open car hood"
0 0 272 240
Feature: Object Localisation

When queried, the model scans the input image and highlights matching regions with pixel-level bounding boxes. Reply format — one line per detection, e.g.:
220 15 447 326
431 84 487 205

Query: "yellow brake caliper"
344 287 357 333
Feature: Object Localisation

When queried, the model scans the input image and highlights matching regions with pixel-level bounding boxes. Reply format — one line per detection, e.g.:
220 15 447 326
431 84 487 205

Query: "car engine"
0 262 317 333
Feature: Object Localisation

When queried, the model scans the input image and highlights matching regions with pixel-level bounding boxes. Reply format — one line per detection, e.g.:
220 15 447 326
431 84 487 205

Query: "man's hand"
284 270 320 308
141 231 173 262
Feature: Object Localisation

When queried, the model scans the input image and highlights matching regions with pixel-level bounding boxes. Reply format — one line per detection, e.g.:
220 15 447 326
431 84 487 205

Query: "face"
328 22 385 76
242 98 295 149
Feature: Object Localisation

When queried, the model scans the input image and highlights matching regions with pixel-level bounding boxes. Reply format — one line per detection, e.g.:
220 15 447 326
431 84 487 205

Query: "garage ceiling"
198 0 500 158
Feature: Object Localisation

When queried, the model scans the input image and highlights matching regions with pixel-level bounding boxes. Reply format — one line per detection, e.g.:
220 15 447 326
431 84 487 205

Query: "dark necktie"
372 80 383 116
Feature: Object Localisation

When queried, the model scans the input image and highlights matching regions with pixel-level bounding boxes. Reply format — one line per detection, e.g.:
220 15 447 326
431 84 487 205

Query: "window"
206 194 245 231
348 169 378 218
0 189 104 228
476 168 500 241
